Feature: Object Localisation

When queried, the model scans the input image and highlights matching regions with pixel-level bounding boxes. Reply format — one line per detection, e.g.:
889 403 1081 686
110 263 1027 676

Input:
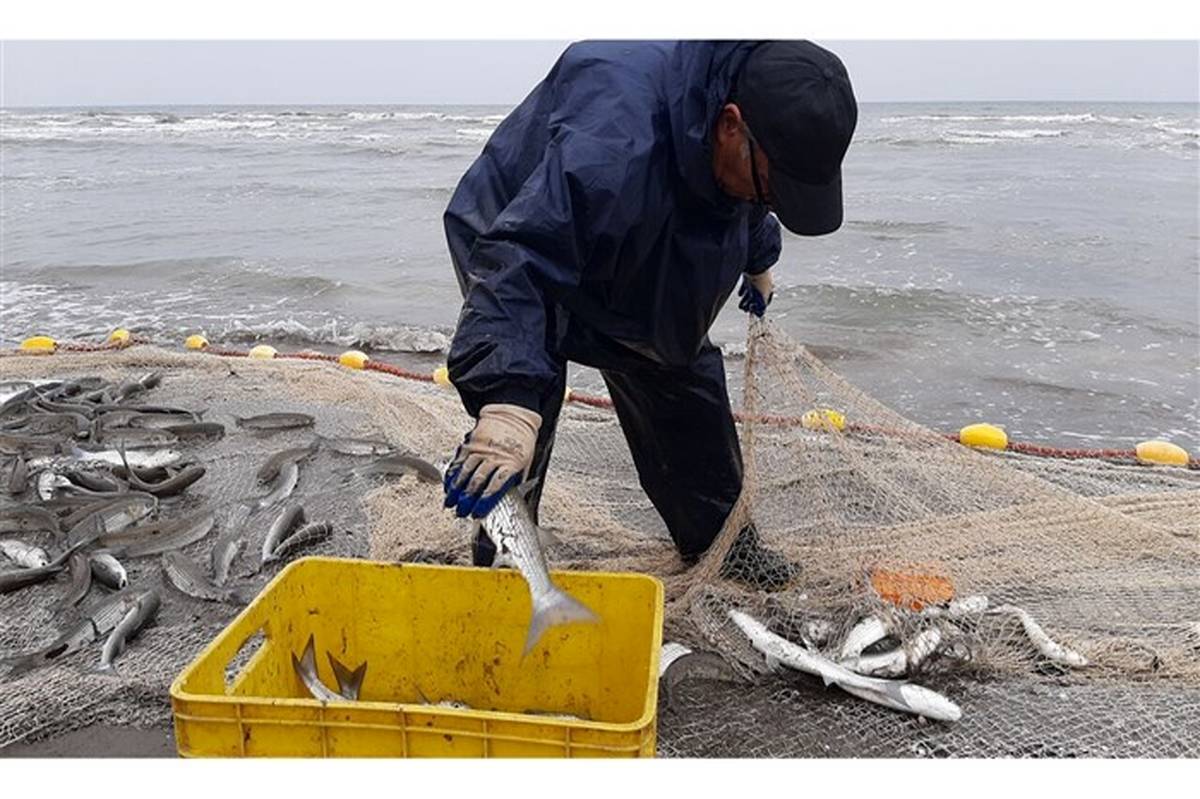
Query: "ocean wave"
944 128 1068 141
844 219 962 235
210 318 451 353
454 127 496 141
880 113 1098 124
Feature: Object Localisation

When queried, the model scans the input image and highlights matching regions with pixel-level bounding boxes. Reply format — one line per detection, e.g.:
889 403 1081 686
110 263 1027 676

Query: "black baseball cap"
734 41 858 236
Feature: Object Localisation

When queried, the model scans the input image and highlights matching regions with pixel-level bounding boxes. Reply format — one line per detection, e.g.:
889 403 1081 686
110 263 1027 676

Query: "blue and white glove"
443 403 541 519
737 269 774 318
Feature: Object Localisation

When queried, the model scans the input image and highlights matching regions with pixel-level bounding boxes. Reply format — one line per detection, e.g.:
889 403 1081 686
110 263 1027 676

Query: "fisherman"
441 41 858 589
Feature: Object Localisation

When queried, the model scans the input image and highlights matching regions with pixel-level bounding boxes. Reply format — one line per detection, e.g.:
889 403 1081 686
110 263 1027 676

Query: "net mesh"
1 321 1197 757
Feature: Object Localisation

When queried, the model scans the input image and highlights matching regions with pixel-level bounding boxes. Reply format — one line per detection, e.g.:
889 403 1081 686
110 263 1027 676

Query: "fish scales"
268 521 332 562
97 590 161 673
162 551 248 603
103 509 216 558
480 481 598 655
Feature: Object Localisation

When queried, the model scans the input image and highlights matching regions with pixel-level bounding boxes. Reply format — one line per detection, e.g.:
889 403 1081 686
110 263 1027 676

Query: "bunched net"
0 320 1197 757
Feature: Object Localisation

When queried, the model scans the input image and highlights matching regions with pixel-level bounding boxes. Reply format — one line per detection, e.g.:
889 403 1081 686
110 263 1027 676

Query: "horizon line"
3 98 1197 109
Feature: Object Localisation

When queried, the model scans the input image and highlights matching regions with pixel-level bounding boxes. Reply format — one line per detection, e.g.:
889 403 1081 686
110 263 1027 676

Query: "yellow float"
338 350 369 370
1135 440 1189 466
801 407 846 432
19 336 57 352
959 423 1008 450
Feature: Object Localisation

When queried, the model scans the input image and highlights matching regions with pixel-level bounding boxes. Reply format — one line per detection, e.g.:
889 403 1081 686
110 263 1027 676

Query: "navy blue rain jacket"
444 41 782 416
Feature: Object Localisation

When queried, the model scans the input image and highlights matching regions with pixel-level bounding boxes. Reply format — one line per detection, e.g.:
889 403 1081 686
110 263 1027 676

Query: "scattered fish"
843 628 943 678
318 436 394 457
989 604 1089 668
212 535 245 586
30 445 182 473
0 506 60 536
162 551 252 603
6 456 28 495
96 589 161 675
261 504 305 566
266 521 332 563
255 460 300 510
212 506 251 586
160 422 225 442
0 539 51 569
97 427 179 448
58 550 93 608
838 614 892 660
1 589 140 674
236 413 316 432
37 471 74 502
0 560 67 594
119 444 206 498
728 609 962 722
64 493 159 545
99 508 217 558
356 454 441 484
478 479 598 655
90 552 129 590
0 431 65 456
66 469 126 494
256 442 319 483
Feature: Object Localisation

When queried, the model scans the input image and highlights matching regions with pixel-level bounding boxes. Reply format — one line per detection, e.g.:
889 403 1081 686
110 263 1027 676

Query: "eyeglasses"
742 124 771 208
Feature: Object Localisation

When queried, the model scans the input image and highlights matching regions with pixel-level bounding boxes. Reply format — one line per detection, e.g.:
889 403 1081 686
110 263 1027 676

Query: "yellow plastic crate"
170 557 664 757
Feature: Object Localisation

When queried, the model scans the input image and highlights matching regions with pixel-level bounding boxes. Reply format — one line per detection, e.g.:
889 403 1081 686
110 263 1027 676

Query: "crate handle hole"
223 625 269 693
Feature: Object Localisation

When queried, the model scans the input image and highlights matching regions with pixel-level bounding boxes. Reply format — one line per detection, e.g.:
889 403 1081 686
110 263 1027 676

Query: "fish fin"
299 634 318 675
227 587 257 605
535 524 562 548
327 652 367 700
522 587 599 657
513 478 540 501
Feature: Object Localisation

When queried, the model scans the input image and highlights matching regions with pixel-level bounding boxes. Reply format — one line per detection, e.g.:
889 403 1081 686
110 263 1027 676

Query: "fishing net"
0 320 1197 757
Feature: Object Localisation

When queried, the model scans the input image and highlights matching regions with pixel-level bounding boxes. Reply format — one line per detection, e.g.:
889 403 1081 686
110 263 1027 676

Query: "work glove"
737 269 774 317
443 403 541 519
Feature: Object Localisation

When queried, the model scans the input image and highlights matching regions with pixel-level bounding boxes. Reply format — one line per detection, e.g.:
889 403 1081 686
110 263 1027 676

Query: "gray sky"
1 40 1196 107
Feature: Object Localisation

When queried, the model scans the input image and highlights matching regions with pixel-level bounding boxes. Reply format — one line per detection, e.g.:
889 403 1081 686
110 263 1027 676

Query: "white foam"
454 127 496 141
881 113 1096 124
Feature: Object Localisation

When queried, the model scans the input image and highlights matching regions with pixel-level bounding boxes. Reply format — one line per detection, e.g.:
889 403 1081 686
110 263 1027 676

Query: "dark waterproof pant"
481 343 744 562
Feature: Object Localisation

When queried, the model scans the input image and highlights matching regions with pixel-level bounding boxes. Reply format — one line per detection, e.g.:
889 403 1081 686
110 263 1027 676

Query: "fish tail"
92 662 120 678
523 587 598 657
327 652 368 700
227 586 257 604
0 653 42 677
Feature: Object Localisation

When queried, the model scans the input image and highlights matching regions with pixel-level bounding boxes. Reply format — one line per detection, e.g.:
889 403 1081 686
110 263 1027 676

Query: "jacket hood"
664 41 763 211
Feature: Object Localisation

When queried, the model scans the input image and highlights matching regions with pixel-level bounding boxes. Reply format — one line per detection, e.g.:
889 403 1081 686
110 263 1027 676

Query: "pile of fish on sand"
0 373 438 678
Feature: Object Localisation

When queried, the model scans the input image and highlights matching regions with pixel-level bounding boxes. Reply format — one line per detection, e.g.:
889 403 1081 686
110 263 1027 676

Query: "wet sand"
0 724 176 758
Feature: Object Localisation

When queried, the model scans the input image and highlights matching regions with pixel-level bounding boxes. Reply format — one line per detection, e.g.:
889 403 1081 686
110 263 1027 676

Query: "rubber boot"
717 524 798 591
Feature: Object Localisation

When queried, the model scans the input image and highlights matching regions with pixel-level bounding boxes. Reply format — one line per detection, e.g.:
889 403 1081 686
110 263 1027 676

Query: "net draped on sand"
0 319 1197 757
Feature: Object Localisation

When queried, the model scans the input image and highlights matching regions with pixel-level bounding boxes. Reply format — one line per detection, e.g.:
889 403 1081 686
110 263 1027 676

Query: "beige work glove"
444 403 542 518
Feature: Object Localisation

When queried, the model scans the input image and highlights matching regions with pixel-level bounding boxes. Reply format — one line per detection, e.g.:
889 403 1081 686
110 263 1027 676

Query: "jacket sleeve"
745 207 782 275
447 101 658 417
